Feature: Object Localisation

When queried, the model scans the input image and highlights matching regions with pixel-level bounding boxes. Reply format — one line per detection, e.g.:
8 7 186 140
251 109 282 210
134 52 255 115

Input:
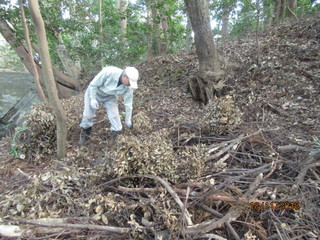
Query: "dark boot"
111 130 122 139
78 127 92 145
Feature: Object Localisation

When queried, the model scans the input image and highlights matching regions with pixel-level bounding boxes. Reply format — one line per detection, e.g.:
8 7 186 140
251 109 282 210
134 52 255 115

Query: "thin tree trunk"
99 0 103 68
118 0 128 45
273 0 281 25
280 0 286 20
29 0 67 159
145 0 154 58
263 0 272 31
151 0 161 56
159 3 169 55
255 0 261 64
221 6 230 43
19 0 46 102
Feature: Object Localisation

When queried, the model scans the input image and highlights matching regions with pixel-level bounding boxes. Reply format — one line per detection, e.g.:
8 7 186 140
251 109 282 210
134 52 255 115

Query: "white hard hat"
125 67 139 89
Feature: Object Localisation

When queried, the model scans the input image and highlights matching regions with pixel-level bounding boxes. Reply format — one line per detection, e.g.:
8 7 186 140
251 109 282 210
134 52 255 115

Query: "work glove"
90 99 99 109
125 120 132 129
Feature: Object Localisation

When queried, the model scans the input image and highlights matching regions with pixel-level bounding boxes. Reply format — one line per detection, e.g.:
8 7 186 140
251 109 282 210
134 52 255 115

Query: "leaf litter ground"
0 13 319 240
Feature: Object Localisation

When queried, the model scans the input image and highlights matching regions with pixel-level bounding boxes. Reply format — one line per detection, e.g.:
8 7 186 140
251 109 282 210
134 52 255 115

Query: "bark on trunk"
159 3 169 55
146 0 168 57
99 0 103 67
29 0 67 159
146 0 154 58
118 0 128 44
185 15 193 51
151 0 162 56
184 0 227 104
19 0 46 102
221 7 230 43
56 33 81 80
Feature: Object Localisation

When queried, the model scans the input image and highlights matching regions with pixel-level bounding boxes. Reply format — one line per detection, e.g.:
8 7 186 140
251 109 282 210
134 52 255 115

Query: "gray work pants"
80 87 122 131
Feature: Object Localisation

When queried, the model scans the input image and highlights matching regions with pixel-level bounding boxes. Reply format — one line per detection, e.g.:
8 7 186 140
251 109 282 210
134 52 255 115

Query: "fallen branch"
0 224 74 238
12 218 139 233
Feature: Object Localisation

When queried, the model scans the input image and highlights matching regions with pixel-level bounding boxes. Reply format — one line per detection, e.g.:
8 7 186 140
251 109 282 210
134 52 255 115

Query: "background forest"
1 0 319 74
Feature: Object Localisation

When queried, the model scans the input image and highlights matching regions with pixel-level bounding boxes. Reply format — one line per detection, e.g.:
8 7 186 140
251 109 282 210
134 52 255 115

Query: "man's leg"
78 89 96 145
104 95 122 137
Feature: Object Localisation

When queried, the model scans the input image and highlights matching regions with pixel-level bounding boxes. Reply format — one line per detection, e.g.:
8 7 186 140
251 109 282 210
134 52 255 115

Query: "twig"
206 129 263 161
310 168 320 181
292 156 318 191
184 208 240 234
263 160 277 181
277 144 310 153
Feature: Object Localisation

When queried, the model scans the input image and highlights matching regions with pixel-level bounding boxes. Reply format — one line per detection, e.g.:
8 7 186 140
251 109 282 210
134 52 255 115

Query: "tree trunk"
151 0 161 56
263 0 272 31
221 6 230 43
29 0 67 159
184 0 226 104
185 15 193 51
0 19 80 97
56 33 81 80
19 0 46 102
146 0 154 58
273 0 297 24
99 0 103 68
118 0 128 45
273 0 282 25
159 2 169 55
280 0 286 20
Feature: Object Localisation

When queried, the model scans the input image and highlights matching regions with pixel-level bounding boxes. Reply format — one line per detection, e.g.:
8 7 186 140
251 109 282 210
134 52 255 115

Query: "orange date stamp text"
250 201 301 211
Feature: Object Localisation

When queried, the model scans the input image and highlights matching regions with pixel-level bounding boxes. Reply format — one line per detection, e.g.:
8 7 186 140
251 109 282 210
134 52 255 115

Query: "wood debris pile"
0 13 319 240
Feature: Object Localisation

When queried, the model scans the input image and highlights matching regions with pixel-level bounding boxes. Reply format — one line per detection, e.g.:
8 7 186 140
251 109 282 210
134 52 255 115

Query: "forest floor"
0 13 319 240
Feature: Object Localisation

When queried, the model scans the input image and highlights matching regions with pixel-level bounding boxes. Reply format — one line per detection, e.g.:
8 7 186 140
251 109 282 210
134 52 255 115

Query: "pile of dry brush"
0 13 319 240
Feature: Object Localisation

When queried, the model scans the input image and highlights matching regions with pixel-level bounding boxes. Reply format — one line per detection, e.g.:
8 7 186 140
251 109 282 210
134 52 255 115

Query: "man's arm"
89 68 109 100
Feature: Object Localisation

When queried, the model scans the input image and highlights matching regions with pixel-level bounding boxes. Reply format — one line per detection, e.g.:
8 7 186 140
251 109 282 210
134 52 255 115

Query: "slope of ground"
0 13 319 240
